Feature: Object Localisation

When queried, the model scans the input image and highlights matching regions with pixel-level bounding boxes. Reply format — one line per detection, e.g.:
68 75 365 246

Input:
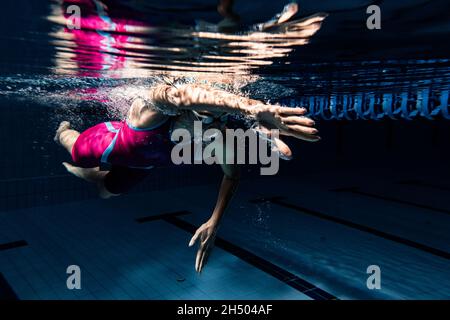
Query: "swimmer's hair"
161 76 176 87
161 76 185 89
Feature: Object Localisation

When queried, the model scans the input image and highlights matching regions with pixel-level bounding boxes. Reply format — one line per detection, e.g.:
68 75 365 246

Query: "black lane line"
0 273 19 300
162 215 337 300
397 180 450 192
0 241 27 300
331 187 450 216
0 240 28 252
136 210 336 299
250 196 450 261
136 210 191 223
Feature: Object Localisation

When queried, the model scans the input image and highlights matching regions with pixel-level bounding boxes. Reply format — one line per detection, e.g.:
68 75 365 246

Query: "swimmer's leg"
62 162 117 199
54 121 80 154
254 2 298 31
55 122 120 199
62 162 106 183
103 166 150 197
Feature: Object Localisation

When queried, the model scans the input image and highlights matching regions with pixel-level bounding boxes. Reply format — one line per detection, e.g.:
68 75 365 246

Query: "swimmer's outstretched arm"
149 83 320 142
189 163 240 273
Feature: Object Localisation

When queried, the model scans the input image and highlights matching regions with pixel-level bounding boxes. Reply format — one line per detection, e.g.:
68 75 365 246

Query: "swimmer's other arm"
188 163 239 272
149 83 320 142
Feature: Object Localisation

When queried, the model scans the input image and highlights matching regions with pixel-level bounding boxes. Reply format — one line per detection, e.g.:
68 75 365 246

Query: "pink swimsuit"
72 118 172 170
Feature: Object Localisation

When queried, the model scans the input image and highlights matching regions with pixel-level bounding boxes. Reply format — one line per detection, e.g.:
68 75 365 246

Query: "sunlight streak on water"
44 1 326 77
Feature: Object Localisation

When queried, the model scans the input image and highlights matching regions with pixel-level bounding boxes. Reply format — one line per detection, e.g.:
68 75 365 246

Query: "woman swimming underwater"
54 1 324 272
55 81 319 271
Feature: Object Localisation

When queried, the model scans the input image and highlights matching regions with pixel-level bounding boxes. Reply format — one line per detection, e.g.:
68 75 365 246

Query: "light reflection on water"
0 0 448 120
46 0 326 77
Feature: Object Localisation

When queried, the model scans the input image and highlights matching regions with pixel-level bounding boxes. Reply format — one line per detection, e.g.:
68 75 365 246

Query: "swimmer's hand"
256 105 320 142
189 219 218 273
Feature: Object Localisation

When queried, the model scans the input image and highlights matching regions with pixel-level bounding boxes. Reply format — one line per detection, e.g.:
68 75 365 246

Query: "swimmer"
54 1 324 272
55 82 319 272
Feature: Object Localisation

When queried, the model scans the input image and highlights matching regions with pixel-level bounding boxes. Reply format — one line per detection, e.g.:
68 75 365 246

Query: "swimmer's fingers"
256 106 306 130
277 106 307 116
281 129 320 142
257 105 306 121
257 121 311 140
263 117 320 141
195 231 207 272
276 3 299 24
272 136 293 159
196 248 206 273
281 115 315 127
197 240 213 273
257 106 319 141
253 124 293 160
289 14 327 30
195 236 214 272
189 222 213 247
198 249 211 273
285 124 318 136
191 221 217 272
189 229 200 247
277 112 320 141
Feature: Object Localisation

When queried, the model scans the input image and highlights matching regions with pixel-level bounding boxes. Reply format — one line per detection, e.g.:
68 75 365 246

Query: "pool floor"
0 167 449 299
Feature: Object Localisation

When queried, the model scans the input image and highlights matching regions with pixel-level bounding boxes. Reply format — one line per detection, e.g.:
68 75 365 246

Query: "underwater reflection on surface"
46 0 326 78
0 0 448 120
